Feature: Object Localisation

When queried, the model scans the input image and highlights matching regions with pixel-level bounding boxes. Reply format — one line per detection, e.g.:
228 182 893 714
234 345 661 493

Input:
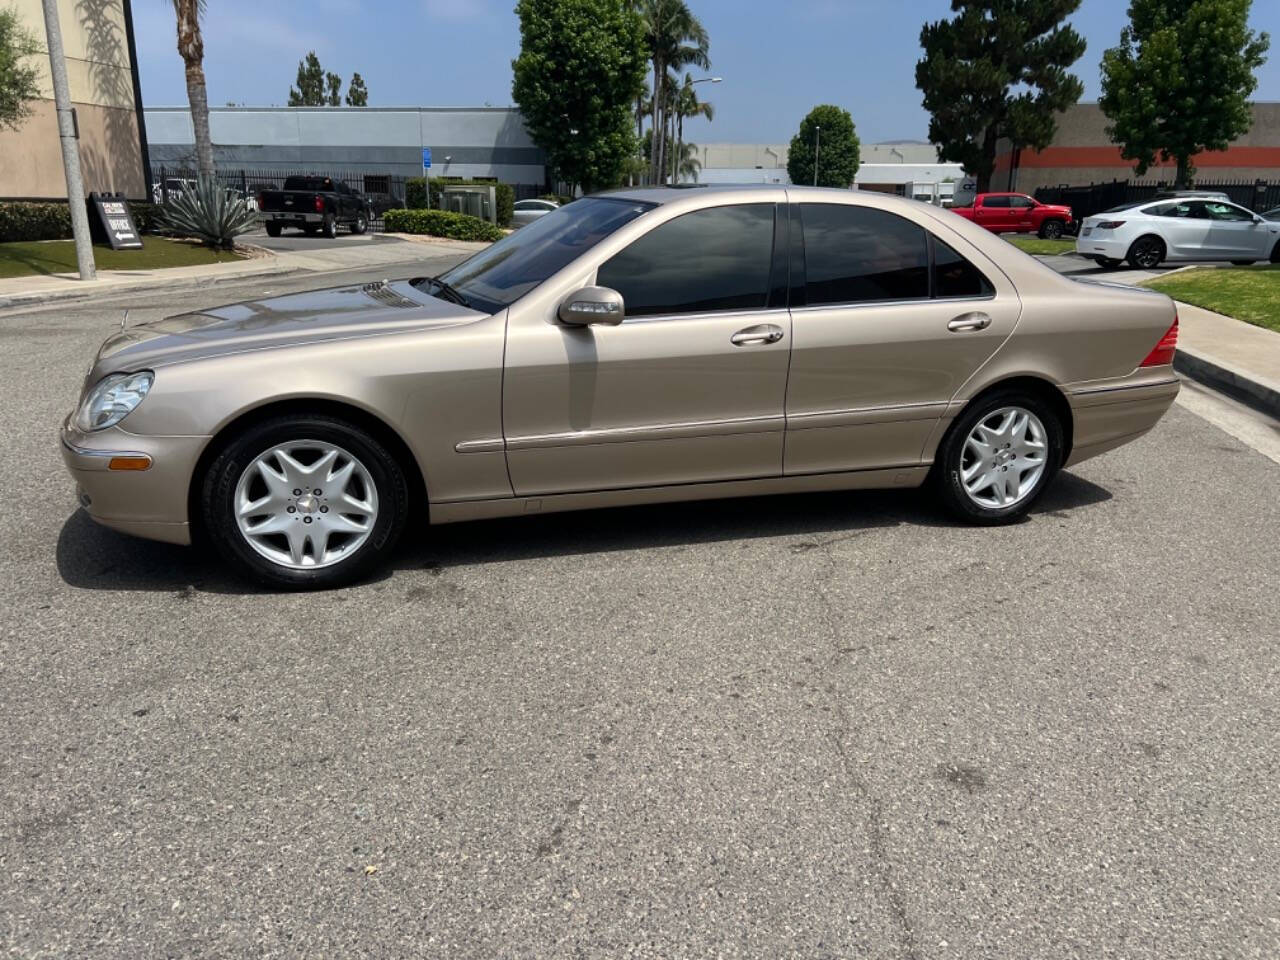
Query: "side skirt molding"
429 465 931 524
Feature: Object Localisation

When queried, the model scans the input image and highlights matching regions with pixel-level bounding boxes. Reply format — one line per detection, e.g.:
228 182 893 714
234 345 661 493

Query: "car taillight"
1140 316 1179 367
314 195 324 213
1096 220 1126 229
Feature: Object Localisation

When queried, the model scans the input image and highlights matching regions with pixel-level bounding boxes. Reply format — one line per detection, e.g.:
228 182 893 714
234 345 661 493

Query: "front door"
1205 201 1275 259
784 201 1022 475
502 202 791 497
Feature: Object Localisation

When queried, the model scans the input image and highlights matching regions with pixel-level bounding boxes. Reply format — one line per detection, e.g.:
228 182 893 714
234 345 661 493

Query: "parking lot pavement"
2 266 1278 958
243 226 403 253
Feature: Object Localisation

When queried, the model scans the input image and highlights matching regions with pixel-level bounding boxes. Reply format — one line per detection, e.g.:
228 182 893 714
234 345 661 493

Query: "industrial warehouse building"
996 102 1280 194
144 106 546 189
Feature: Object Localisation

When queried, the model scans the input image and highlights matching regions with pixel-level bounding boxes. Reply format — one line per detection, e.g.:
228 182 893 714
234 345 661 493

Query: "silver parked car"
512 198 560 228
62 185 1180 589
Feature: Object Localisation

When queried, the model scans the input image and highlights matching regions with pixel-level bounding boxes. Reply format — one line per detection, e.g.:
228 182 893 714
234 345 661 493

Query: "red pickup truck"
951 192 1074 240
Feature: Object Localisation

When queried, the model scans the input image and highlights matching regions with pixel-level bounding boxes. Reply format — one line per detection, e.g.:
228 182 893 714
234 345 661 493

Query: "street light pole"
40 0 95 280
813 125 821 187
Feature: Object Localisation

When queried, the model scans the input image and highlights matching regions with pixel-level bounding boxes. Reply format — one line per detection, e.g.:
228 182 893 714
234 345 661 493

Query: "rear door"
783 201 1021 474
1153 201 1212 258
976 195 1010 231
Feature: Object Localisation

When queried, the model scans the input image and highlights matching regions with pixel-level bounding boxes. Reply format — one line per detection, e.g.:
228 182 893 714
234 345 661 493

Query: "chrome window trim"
790 293 997 315
618 306 790 326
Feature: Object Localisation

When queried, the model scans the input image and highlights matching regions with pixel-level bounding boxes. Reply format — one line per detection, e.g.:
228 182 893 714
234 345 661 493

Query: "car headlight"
75 371 154 432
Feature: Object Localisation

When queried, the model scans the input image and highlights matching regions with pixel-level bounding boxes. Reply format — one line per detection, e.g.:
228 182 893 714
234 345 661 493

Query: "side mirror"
558 285 624 327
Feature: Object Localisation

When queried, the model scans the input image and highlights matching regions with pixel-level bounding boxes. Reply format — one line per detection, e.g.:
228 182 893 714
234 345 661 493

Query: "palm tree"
672 73 714 182
635 0 708 183
675 141 701 182
172 0 213 179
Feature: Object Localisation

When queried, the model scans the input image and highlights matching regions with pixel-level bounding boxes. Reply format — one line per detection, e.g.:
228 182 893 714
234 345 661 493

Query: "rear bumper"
262 212 324 224
60 418 208 546
1063 369 1180 466
1075 234 1129 259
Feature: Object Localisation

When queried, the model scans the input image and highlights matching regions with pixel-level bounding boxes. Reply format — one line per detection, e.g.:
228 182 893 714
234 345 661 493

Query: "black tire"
1231 260 1255 266
1038 219 1065 240
264 222 282 237
1126 235 1165 269
932 389 1065 525
351 210 369 235
1271 240 1280 264
1094 257 1123 269
323 214 338 239
201 415 410 589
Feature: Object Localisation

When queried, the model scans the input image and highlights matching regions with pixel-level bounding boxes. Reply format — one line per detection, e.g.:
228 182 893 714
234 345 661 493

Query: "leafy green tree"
288 51 325 105
1100 0 1270 187
512 0 646 194
916 1 1086 192
345 72 368 106
636 0 708 182
0 4 40 132
325 71 341 106
787 105 860 188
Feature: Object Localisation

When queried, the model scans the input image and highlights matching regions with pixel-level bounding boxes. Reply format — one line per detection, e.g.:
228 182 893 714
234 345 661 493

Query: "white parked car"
512 198 559 228
1077 197 1280 269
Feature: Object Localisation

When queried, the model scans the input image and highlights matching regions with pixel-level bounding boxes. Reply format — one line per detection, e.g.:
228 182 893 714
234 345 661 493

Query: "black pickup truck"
256 176 371 238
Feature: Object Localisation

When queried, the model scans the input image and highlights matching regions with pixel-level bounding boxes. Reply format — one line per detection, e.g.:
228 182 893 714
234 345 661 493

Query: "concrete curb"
1175 346 1280 421
0 259 296 311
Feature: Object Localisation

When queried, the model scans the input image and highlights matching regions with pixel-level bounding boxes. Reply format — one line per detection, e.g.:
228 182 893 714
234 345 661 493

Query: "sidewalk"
1173 303 1280 419
0 234 486 310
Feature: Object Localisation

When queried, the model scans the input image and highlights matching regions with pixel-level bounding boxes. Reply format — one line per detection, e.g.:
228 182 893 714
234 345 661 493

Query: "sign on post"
422 148 432 170
88 193 142 250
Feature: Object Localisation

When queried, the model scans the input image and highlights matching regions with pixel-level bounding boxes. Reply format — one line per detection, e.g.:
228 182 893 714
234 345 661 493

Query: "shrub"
0 202 72 241
160 178 258 249
129 201 164 235
382 208 504 242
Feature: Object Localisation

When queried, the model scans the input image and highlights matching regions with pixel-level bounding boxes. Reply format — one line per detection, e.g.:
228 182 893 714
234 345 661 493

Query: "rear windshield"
1099 200 1152 213
283 176 335 191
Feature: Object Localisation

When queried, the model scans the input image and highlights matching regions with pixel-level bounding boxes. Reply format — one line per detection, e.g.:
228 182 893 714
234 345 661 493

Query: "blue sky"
131 0 1280 144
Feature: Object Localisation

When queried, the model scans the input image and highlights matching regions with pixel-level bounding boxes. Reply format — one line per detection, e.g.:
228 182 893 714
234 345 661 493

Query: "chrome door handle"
731 324 784 346
947 312 992 332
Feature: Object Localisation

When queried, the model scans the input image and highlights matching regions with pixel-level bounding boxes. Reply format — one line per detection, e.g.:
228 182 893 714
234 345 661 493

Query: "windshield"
432 197 655 314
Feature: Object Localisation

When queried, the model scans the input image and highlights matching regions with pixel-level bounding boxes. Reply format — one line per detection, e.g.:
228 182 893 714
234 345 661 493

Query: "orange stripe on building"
998 145 1280 169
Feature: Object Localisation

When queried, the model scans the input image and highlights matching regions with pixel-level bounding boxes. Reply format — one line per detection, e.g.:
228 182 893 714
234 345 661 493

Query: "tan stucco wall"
0 0 144 199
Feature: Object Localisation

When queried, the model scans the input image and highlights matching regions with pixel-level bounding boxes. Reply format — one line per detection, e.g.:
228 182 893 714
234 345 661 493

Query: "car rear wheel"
202 416 410 589
1271 241 1280 264
1127 236 1165 269
933 390 1064 525
1038 219 1065 240
264 222 282 237
322 214 338 239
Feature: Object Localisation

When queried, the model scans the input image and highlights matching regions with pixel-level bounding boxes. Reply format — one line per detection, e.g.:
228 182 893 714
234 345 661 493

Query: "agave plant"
160 177 258 249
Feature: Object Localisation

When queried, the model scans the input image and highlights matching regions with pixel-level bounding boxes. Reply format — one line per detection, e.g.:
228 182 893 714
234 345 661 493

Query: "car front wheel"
202 416 410 589
933 390 1064 525
351 211 368 234
1039 219 1065 240
264 222 282 237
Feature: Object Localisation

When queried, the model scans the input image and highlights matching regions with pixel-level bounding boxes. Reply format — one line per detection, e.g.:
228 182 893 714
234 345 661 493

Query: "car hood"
91 280 486 374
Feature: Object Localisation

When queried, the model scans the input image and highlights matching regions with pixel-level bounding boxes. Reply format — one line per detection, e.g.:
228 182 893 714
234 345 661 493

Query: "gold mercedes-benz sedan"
62 185 1180 588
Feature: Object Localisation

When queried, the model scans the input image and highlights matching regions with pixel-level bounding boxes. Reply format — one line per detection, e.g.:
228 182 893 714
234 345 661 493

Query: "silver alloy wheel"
233 440 378 569
960 406 1048 509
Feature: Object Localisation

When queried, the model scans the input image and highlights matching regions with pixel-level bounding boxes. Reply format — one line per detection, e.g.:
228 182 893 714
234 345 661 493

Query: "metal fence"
151 166 550 232
1033 178 1280 220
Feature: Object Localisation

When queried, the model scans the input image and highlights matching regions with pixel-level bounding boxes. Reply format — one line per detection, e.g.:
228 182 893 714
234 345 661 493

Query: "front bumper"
60 418 209 546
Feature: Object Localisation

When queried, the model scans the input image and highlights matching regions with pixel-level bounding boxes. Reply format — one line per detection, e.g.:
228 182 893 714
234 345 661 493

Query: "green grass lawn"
0 238 244 279
1004 235 1077 256
1144 265 1280 334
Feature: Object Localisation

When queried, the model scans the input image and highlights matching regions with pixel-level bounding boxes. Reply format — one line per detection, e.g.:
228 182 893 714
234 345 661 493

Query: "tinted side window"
934 239 994 299
1009 196 1034 208
982 196 1010 208
597 204 775 317
800 204 929 305
1206 202 1252 222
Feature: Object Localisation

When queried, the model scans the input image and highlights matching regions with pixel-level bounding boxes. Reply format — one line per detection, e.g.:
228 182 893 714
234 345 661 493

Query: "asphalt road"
2 262 1278 959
